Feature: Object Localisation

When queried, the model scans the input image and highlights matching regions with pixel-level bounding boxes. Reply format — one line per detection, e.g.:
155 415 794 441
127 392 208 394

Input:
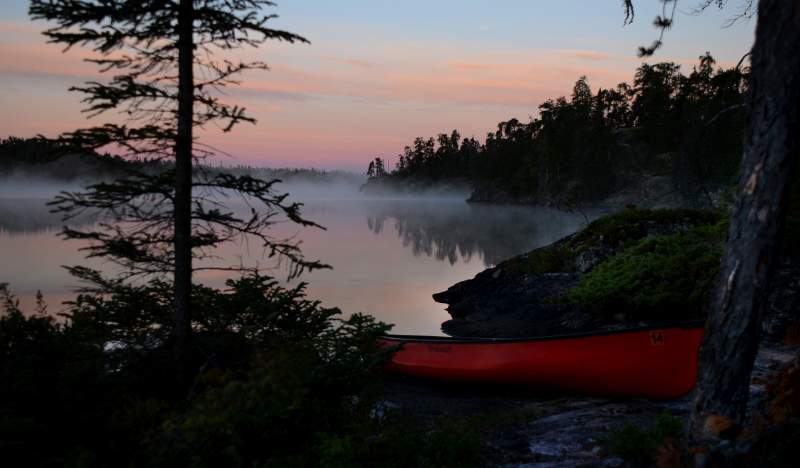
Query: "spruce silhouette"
30 0 326 354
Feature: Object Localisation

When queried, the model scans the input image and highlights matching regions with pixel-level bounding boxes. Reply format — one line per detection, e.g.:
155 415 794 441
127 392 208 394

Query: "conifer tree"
29 0 325 353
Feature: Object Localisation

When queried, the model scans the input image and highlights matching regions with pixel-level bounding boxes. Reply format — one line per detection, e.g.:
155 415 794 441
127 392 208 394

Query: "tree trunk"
174 0 194 353
689 0 800 450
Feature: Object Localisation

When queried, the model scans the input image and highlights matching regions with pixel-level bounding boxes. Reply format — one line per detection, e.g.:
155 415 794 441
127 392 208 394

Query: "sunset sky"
1 1 755 171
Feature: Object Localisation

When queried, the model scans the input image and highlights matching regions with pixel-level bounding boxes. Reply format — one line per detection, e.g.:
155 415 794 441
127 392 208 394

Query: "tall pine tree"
30 0 325 354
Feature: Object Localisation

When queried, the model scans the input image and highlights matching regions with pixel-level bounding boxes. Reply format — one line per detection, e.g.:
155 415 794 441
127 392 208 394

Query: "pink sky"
0 2 755 171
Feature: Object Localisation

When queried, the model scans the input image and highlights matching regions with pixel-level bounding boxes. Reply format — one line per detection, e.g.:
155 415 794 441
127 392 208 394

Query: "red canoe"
381 322 704 399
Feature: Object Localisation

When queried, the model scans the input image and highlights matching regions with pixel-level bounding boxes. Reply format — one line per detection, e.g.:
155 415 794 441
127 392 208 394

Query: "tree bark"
174 0 194 353
689 0 800 448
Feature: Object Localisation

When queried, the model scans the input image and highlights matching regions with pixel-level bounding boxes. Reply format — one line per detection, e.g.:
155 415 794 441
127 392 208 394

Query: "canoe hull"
381 325 704 399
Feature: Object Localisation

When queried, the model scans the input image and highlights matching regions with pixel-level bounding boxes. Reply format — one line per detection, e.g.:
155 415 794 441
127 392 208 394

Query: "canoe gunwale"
382 319 705 344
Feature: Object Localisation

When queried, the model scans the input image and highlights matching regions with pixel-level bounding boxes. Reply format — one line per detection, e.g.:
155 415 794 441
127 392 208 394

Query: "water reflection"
0 195 599 335
0 197 95 235
365 200 597 267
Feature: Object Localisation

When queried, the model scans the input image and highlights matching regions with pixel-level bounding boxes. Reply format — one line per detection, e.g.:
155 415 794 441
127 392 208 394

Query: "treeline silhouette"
0 137 362 185
0 136 153 180
214 164 363 185
365 53 747 206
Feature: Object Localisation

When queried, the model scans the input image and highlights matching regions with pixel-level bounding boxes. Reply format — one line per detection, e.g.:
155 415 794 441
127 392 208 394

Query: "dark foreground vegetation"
0 273 496 467
363 53 746 207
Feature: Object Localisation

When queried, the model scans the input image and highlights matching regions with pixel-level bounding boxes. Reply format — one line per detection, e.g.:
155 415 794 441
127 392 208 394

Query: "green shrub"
569 221 727 320
568 207 723 250
0 284 110 466
148 316 393 466
1 274 406 466
1 274 489 467
600 413 684 467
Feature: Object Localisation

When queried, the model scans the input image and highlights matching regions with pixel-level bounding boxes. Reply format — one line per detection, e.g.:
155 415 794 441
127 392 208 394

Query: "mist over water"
0 170 111 198
0 178 600 335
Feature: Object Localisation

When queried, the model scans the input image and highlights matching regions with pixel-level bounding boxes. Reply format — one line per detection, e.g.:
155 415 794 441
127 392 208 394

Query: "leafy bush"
0 274 421 466
600 412 684 467
0 284 110 466
569 221 727 320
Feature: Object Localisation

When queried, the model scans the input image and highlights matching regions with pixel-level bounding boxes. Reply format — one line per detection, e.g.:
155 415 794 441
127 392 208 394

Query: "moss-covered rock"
501 245 575 276
571 207 721 246
498 207 724 278
435 208 727 337
569 221 727 321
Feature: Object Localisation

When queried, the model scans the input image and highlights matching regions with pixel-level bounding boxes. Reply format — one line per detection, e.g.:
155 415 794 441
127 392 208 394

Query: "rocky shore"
382 342 797 467
434 206 799 341
433 208 732 338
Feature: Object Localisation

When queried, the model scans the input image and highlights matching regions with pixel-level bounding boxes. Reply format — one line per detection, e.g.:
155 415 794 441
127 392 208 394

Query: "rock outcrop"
433 209 730 338
436 207 799 341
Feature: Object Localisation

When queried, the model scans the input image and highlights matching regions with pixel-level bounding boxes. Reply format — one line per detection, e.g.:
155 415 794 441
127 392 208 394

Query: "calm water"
0 189 596 335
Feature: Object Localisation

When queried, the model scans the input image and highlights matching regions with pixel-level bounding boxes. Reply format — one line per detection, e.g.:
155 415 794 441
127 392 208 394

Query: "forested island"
362 53 746 208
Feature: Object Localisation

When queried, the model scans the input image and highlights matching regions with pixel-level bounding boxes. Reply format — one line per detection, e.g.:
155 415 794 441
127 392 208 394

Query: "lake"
0 186 596 335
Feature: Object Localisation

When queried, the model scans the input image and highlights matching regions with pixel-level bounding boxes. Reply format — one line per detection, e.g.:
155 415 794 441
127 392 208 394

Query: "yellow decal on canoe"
650 330 665 346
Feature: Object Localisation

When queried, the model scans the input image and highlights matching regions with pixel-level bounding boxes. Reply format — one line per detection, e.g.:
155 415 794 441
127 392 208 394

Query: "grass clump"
503 245 575 275
569 221 727 320
600 413 684 467
318 413 484 468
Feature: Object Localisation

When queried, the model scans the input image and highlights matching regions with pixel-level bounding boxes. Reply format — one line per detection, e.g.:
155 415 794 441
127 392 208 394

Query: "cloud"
227 84 313 102
0 39 635 116
230 48 636 110
322 56 378 69
0 20 43 36
0 23 638 112
0 42 99 81
0 17 714 169
448 61 505 71
558 49 617 61
0 68 94 84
